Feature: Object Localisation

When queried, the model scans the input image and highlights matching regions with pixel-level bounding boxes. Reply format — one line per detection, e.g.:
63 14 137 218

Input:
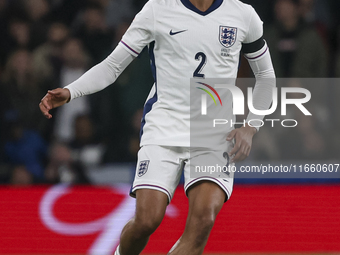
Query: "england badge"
219 26 237 48
138 160 150 177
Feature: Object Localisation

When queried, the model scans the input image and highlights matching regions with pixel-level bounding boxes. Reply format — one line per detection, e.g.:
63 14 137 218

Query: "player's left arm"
228 8 276 163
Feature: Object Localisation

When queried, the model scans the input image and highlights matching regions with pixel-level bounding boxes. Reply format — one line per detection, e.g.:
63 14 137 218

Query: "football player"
40 0 275 254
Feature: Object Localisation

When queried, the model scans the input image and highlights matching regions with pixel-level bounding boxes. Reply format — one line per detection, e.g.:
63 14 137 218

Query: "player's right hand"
39 88 71 119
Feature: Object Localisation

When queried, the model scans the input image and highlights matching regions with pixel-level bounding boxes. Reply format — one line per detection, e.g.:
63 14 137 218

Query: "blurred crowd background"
0 0 339 185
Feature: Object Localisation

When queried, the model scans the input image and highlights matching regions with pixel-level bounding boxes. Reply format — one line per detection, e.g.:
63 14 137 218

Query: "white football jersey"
120 0 265 147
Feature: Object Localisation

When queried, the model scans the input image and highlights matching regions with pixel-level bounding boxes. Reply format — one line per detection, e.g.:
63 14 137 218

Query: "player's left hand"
227 124 257 163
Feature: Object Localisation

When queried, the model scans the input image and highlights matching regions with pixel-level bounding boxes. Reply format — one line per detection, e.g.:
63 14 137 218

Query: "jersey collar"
180 0 223 16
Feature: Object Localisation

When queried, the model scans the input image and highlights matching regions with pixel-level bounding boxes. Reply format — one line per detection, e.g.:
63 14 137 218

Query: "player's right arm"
39 1 155 119
39 88 71 119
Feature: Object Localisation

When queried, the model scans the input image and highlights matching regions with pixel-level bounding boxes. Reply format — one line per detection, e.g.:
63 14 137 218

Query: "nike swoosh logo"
169 29 187 36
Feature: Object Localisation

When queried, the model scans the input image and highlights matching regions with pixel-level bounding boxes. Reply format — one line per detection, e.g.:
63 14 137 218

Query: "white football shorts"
130 143 235 203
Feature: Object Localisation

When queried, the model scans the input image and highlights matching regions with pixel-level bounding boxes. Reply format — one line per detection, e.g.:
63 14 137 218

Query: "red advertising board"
0 184 339 254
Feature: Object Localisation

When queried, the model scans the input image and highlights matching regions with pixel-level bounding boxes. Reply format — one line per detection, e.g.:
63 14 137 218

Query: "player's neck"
189 0 216 12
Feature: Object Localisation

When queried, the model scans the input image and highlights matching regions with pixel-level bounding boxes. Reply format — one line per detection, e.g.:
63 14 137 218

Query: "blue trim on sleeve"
180 0 223 16
121 40 140 55
140 41 157 139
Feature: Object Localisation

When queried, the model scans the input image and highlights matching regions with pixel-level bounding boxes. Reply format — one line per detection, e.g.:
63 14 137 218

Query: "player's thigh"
134 188 168 227
187 181 225 219
131 145 184 203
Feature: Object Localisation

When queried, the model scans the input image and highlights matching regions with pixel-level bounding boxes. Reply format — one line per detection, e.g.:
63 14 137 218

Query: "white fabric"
114 245 120 255
64 0 275 147
245 43 276 129
121 0 267 147
243 5 264 44
65 44 135 101
131 144 234 202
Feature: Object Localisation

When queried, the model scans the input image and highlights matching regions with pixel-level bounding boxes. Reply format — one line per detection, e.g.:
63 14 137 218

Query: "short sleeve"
243 7 263 44
120 1 155 57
